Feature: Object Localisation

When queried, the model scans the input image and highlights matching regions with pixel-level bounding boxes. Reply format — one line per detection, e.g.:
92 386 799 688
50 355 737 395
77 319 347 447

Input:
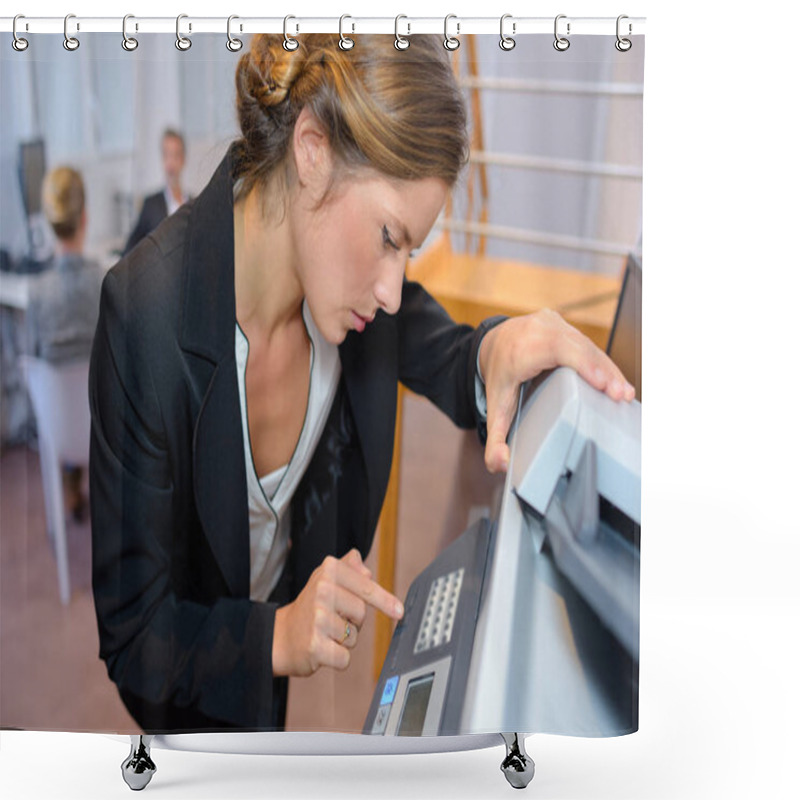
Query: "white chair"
20 356 91 605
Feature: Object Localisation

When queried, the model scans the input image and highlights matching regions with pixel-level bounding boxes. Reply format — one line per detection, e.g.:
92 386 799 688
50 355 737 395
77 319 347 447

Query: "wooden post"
372 384 406 683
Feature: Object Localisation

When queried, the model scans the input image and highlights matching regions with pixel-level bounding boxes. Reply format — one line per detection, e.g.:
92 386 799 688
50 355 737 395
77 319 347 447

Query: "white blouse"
235 301 341 602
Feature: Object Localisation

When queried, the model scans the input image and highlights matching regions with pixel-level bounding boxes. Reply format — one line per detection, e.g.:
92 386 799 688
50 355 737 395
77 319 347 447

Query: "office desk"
372 239 621 678
407 238 620 348
0 272 38 311
0 276 33 446
0 242 119 312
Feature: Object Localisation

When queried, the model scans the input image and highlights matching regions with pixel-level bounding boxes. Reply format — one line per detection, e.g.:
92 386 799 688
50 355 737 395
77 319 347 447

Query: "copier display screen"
397 674 434 736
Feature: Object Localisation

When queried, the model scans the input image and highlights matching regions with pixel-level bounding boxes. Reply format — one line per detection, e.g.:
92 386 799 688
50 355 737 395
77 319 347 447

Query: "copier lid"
510 368 641 526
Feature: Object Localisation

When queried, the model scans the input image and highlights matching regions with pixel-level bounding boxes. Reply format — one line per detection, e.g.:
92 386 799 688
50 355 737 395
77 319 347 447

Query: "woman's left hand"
479 309 635 473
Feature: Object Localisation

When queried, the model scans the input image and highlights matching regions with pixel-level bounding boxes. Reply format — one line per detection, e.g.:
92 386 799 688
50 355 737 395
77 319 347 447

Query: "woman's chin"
319 318 348 347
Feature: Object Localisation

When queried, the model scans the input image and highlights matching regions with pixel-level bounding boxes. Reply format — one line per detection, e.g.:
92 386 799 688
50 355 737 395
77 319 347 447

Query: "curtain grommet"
394 15 410 50
12 14 29 52
339 14 355 51
122 14 139 52
283 15 299 51
554 14 570 52
615 15 632 52
176 14 192 51
499 14 516 51
226 15 243 52
63 13 80 51
444 14 460 51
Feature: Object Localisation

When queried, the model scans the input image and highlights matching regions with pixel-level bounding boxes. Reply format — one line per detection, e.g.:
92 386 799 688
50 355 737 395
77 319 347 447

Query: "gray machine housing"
367 366 641 738
463 366 640 736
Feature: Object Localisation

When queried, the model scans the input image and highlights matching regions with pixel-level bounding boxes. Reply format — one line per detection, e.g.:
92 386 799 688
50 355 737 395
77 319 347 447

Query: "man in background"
123 129 187 255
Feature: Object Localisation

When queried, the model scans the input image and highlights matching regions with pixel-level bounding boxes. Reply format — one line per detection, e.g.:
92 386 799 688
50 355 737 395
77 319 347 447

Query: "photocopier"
365 366 641 738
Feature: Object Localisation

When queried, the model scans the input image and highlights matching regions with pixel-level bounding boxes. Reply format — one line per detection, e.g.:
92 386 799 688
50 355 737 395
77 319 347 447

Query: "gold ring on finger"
339 621 352 645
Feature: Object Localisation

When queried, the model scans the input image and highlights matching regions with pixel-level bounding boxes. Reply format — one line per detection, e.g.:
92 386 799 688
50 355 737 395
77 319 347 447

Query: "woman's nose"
373 262 404 316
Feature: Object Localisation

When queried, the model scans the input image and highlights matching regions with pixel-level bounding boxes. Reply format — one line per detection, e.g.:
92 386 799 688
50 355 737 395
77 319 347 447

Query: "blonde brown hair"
233 34 468 204
42 166 85 240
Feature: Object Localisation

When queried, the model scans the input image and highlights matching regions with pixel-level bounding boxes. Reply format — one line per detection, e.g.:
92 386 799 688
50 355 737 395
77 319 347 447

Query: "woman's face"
289 158 448 345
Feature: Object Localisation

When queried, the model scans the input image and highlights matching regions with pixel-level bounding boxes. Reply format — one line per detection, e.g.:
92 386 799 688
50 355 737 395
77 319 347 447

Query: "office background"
0 32 642 272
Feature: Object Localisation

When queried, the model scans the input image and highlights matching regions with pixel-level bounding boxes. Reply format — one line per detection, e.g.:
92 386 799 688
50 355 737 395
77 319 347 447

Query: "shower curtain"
0 26 643 746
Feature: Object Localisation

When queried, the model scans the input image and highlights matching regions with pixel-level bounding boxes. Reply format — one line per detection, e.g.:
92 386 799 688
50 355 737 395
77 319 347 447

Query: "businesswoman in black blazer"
89 34 634 734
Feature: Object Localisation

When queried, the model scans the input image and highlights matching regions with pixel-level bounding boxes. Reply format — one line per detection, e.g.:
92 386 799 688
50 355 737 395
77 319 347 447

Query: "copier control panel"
363 518 492 737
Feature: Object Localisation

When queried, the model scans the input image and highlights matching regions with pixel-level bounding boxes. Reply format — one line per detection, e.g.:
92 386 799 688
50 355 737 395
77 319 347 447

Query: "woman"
89 34 633 734
29 166 103 520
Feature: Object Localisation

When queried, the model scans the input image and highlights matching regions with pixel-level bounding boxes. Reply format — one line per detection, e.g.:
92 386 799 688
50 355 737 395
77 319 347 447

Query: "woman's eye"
382 225 400 252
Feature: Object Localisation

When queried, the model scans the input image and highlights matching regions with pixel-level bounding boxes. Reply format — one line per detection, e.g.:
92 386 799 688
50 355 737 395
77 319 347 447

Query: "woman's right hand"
272 549 405 677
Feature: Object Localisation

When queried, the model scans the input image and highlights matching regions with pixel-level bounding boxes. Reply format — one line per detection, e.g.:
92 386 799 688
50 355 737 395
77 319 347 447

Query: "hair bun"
42 166 85 240
241 34 305 110
233 34 468 202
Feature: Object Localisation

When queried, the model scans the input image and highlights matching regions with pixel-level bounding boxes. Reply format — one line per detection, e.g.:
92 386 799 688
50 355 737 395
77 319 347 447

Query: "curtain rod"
1 16 646 37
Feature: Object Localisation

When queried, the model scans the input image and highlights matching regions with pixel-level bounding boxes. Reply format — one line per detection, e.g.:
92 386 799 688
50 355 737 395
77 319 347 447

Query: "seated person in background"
27 166 103 521
123 128 188 255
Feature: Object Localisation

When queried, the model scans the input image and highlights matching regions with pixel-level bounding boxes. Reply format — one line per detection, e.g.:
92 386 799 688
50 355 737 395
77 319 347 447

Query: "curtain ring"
553 14 570 52
63 13 80 51
12 15 29 52
283 15 299 51
394 15 410 50
339 15 355 50
339 14 356 50
443 14 460 51
615 15 632 52
226 15 243 52
499 14 516 51
176 14 192 51
122 14 138 51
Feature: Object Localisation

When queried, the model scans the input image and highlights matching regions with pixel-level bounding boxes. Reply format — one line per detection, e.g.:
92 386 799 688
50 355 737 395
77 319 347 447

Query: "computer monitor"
606 251 642 400
18 139 47 218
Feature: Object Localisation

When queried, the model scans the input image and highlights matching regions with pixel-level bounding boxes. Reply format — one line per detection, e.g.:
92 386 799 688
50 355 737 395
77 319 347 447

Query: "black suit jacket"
123 191 168 255
89 146 502 733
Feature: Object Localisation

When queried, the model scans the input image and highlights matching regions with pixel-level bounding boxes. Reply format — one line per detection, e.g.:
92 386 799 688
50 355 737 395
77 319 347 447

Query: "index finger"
342 547 372 579
333 559 404 620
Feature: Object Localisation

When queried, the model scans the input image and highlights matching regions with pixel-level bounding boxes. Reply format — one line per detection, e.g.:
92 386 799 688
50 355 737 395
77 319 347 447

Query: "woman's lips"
351 310 369 333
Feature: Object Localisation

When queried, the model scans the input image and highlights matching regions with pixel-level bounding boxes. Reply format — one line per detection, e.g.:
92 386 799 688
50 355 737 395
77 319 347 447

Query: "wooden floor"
0 394 500 735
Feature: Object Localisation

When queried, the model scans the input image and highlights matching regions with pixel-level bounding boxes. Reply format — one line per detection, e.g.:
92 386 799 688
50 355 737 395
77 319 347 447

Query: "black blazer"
123 191 168 255
89 146 502 733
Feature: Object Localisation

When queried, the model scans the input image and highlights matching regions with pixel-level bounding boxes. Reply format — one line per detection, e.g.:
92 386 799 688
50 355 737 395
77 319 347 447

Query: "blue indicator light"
381 675 399 705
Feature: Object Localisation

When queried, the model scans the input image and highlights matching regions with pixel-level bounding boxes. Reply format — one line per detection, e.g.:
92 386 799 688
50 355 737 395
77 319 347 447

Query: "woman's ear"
292 105 332 198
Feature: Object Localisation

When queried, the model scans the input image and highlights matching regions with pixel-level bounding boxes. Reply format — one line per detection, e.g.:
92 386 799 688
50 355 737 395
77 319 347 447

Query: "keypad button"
415 568 465 654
